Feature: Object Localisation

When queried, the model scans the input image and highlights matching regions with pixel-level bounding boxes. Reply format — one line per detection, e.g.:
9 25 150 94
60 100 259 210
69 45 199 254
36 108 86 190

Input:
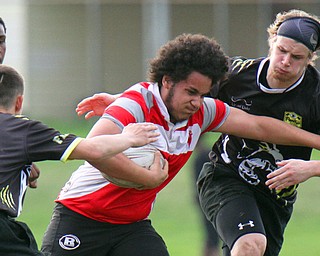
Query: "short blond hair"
267 9 320 65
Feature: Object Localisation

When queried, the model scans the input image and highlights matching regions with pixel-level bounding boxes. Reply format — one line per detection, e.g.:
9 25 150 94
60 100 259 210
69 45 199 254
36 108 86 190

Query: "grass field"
17 120 320 255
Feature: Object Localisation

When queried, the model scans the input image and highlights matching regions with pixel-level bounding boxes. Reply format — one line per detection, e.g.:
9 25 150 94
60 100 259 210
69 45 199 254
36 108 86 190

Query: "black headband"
277 17 320 52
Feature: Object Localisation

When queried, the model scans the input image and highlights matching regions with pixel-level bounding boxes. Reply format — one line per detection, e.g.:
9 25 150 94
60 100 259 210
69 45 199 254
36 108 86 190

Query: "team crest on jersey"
283 112 302 128
59 234 81 250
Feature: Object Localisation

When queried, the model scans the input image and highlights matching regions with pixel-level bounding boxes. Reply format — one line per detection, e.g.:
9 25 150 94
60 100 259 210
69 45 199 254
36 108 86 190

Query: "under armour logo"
59 234 81 250
238 220 255 230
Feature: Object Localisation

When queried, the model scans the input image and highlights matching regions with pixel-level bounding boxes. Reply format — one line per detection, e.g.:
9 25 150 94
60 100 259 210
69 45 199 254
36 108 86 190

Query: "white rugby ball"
101 145 165 188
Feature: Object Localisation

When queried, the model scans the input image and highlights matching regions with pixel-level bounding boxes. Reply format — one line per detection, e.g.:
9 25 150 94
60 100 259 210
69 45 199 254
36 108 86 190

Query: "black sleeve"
25 119 78 162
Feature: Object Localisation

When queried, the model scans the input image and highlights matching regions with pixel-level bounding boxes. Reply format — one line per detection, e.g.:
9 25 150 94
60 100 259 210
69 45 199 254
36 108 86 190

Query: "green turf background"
17 121 320 255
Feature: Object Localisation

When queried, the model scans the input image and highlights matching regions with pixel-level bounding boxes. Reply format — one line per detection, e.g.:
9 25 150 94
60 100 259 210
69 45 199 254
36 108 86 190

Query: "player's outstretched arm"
265 159 320 190
69 122 159 161
76 93 120 119
217 107 320 149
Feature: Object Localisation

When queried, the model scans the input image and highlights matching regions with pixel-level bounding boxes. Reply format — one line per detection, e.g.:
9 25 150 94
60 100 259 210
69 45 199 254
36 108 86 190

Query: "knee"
231 233 266 256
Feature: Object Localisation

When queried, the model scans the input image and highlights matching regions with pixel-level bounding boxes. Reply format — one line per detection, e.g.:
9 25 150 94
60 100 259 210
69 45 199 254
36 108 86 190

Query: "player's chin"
171 112 193 123
181 112 195 121
274 72 290 81
174 116 189 123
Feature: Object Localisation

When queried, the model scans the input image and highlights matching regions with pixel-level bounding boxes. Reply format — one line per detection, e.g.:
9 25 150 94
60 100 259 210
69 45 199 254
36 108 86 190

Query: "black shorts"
197 162 293 256
0 212 44 255
41 203 169 256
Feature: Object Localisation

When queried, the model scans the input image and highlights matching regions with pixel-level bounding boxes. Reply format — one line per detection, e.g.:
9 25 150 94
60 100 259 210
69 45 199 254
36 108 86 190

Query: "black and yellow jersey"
211 57 320 203
0 113 78 217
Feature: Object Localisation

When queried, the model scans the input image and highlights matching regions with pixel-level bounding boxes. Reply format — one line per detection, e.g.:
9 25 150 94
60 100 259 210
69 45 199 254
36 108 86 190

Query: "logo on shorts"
238 220 255 230
59 234 81 250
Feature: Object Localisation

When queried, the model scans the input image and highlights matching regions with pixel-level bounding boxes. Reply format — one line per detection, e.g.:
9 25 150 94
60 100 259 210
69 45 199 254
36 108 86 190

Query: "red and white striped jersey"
57 82 230 224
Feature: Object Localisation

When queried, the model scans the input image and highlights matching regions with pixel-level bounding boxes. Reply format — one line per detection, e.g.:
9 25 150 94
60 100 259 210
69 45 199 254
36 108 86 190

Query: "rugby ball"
101 145 165 188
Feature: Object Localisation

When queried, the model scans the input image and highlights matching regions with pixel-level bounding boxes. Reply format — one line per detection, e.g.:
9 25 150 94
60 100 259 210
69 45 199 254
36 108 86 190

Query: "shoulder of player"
229 56 262 74
0 114 56 139
199 98 229 131
123 82 152 93
14 114 29 120
12 114 58 132
122 82 153 97
120 82 157 108
0 113 31 124
13 114 44 126
203 97 228 112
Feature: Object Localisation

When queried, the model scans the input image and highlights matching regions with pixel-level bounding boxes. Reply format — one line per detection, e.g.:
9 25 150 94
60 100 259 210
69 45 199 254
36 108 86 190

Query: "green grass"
17 124 320 255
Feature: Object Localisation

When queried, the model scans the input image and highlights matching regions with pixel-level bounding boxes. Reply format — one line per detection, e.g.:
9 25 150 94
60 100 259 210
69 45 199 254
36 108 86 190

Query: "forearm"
255 116 320 149
303 160 320 177
89 154 161 187
220 108 320 149
266 159 320 189
70 122 160 161
69 134 133 161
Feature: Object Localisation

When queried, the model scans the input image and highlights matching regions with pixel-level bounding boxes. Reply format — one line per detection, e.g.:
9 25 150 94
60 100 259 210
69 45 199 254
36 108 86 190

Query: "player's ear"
307 52 316 65
162 76 173 89
15 95 23 114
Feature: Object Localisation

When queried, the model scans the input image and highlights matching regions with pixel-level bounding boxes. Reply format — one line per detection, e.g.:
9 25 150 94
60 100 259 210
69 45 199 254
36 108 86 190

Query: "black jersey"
0 113 80 217
211 57 320 202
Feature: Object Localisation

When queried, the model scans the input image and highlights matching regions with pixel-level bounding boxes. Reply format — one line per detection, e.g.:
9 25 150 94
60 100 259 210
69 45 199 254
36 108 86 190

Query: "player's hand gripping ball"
101 145 165 188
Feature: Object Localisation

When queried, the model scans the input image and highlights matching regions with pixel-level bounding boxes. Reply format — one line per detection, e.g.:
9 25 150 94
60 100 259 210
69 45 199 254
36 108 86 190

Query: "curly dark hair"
148 33 229 87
